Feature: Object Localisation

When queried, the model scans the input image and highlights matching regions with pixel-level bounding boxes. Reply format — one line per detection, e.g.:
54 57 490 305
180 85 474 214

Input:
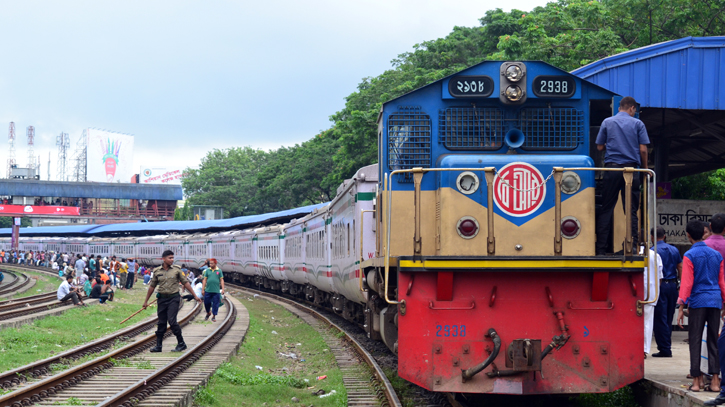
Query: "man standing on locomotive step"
143 250 201 352
651 226 683 358
595 96 650 255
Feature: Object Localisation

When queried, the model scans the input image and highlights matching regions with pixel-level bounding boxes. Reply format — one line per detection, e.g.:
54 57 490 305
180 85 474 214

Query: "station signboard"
86 129 135 183
0 205 80 216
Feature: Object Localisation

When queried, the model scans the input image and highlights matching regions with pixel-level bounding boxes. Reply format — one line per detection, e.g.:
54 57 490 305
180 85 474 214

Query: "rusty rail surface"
96 297 236 407
0 271 30 297
0 299 173 391
229 283 403 407
0 300 203 407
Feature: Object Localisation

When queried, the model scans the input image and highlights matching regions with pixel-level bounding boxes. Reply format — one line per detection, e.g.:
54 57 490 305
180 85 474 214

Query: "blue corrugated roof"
0 224 104 236
91 202 328 234
0 202 330 237
0 179 183 200
572 36 725 110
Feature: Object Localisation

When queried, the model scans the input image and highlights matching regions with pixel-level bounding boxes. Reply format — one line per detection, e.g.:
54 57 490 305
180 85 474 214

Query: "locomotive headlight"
560 171 581 194
561 216 581 239
504 65 524 82
504 85 524 102
457 216 479 239
456 171 479 195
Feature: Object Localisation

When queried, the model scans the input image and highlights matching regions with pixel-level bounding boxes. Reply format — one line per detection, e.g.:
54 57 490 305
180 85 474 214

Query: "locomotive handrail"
383 167 496 305
383 166 658 310
359 209 374 293
556 167 658 312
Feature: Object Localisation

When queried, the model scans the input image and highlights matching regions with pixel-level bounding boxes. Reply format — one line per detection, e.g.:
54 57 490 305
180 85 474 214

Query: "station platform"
644 331 720 406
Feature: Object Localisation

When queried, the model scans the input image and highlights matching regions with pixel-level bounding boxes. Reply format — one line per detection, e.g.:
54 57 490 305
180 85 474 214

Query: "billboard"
0 205 80 216
139 167 185 185
86 129 135 183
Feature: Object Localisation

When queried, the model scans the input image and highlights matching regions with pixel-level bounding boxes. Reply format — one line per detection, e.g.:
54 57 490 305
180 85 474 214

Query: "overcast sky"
0 0 550 181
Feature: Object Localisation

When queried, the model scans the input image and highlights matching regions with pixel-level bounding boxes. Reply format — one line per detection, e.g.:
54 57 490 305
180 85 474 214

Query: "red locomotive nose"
458 219 478 237
561 218 580 237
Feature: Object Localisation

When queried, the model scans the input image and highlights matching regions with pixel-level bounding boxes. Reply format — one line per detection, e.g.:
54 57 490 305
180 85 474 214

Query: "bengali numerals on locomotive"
448 75 494 98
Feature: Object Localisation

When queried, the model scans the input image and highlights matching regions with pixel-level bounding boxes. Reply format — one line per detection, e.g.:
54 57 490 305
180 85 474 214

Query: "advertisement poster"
140 167 185 185
86 129 135 183
0 205 80 216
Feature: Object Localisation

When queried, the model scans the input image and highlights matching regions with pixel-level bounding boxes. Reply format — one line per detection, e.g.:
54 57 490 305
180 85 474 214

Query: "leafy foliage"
184 0 725 210
673 169 725 200
0 217 32 228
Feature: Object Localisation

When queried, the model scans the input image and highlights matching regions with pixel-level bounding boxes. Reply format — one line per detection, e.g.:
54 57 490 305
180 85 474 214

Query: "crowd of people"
49 253 226 324
643 214 725 406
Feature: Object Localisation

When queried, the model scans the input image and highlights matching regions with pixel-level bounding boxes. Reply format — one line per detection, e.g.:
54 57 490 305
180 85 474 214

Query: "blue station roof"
572 36 725 110
0 202 329 237
0 179 183 201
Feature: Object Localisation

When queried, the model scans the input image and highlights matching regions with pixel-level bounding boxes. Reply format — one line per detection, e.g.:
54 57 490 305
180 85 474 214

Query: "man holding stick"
143 250 201 352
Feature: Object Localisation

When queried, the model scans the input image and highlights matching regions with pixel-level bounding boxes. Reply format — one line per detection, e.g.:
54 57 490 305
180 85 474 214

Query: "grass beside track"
0 284 156 372
193 291 346 407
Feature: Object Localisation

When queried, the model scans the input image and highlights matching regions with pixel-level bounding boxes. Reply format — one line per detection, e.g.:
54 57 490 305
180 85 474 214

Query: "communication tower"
7 122 16 178
71 129 87 182
56 132 70 181
27 126 35 171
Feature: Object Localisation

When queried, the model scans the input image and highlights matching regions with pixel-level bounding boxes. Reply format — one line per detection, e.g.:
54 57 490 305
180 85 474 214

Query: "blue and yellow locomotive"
367 60 654 394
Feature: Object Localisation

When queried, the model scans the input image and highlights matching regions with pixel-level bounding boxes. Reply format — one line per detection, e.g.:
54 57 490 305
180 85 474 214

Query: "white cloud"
0 0 552 180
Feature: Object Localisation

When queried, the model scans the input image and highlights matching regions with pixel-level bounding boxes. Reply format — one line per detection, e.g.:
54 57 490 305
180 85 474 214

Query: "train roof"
378 60 618 117
0 202 329 237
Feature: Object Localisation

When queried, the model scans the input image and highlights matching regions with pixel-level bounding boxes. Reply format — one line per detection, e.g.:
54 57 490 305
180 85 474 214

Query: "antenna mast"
27 126 35 174
7 122 15 178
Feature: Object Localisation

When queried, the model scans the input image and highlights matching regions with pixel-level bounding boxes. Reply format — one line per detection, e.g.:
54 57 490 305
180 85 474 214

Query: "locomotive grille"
438 108 504 150
518 108 584 150
388 107 431 182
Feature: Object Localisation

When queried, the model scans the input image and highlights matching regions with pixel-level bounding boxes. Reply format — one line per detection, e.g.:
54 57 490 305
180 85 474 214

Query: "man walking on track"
595 96 650 255
202 258 225 322
143 250 201 352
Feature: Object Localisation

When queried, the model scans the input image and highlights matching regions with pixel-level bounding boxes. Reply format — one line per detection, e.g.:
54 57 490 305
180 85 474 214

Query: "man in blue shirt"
595 96 650 255
650 227 682 358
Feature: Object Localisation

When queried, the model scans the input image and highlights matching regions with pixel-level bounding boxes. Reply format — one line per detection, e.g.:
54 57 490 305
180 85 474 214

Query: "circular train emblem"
493 162 546 217
143 169 152 177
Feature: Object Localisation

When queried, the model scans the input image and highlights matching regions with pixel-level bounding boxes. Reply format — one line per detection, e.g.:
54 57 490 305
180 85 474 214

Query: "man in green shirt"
202 258 225 322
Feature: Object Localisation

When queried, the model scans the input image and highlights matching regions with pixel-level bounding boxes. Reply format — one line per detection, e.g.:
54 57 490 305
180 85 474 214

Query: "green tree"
0 217 32 228
182 147 271 217
672 169 725 200
184 0 725 208
174 201 193 221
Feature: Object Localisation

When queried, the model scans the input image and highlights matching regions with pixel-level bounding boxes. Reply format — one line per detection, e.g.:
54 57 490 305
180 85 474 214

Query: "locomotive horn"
504 129 525 149
461 328 501 382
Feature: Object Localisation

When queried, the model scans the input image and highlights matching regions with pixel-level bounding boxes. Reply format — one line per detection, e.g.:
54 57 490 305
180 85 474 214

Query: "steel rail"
0 292 56 307
0 299 176 390
0 271 30 297
0 300 202 407
229 283 403 407
0 271 19 293
0 293 61 314
97 297 236 407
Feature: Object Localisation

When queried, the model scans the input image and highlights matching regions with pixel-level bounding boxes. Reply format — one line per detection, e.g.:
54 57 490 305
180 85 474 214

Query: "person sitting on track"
57 275 86 307
90 277 114 304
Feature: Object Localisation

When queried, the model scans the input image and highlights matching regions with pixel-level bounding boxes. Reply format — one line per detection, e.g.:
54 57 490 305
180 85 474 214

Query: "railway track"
0 270 31 297
229 283 403 407
0 295 238 407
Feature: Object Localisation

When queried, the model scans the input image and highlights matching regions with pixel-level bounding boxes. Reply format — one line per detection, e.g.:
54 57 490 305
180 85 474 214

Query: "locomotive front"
368 61 653 395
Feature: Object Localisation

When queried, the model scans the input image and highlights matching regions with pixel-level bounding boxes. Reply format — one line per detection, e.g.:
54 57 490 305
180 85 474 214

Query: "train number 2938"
436 325 466 337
